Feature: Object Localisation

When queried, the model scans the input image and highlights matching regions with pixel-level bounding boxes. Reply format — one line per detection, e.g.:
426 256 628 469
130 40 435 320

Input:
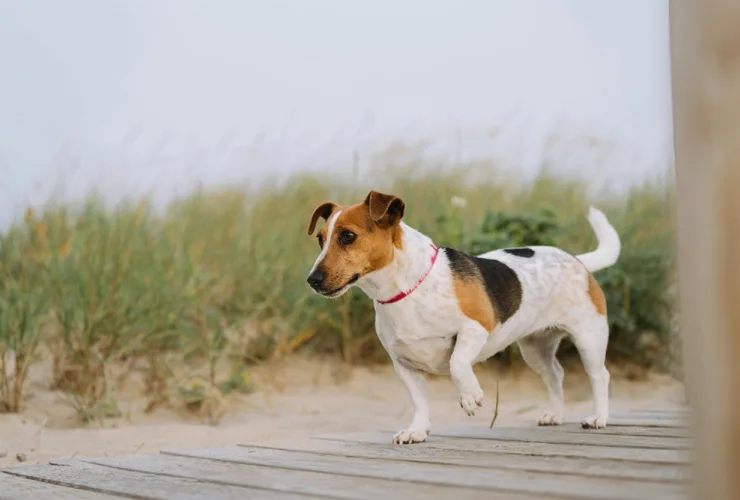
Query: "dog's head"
305 190 405 298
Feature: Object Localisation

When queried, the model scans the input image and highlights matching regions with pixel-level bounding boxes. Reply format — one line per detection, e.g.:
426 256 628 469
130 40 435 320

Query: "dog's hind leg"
567 316 611 429
518 330 567 426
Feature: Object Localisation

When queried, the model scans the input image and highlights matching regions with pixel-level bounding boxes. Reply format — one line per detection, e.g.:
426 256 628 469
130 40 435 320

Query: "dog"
306 190 620 444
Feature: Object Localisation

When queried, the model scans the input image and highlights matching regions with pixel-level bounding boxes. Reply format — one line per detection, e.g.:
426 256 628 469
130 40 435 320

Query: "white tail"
576 207 621 273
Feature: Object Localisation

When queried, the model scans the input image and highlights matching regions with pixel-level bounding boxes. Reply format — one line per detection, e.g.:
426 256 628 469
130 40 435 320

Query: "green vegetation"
0 161 678 420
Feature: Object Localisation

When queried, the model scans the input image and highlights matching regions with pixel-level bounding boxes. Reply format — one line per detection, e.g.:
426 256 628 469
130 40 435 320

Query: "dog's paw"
581 414 608 429
458 389 484 416
536 412 563 426
392 428 430 445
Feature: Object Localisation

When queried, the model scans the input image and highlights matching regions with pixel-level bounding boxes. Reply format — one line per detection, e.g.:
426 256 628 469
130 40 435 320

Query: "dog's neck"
358 223 438 303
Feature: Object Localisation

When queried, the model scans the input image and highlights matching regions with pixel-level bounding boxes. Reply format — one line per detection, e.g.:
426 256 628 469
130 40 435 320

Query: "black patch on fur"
444 247 523 324
504 247 535 258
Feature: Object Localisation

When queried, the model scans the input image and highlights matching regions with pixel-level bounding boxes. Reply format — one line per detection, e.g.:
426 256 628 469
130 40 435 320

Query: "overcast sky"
0 0 673 227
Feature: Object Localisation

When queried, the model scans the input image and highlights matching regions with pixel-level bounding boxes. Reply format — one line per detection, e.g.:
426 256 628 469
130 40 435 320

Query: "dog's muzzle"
307 271 360 297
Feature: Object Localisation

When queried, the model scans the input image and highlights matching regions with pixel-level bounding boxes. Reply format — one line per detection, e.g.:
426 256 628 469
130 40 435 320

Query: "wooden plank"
84 453 520 500
0 473 125 500
318 433 691 464
3 460 309 500
610 411 690 420
431 426 692 450
470 415 689 429
257 438 690 483
523 423 690 438
166 445 688 500
593 418 688 428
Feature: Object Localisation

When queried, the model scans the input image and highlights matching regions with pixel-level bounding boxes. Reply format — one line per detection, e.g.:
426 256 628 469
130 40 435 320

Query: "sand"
0 357 686 468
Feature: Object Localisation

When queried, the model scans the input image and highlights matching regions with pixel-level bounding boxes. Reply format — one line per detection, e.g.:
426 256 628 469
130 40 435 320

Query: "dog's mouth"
320 273 360 298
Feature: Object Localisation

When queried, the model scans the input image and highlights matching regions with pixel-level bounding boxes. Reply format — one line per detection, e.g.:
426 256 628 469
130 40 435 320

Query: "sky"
0 0 673 227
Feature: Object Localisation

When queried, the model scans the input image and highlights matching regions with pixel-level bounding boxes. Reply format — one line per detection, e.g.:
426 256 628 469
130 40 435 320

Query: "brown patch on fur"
452 274 496 331
365 191 405 225
588 274 607 315
391 225 403 250
445 247 522 328
307 201 338 235
309 191 406 292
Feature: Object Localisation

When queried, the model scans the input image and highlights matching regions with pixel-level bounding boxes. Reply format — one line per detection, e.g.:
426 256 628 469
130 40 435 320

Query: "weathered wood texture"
0 473 125 500
670 0 740 498
3 460 308 500
0 412 691 499
325 433 691 464
290 436 691 482
430 426 691 449
169 444 686 500
83 453 527 500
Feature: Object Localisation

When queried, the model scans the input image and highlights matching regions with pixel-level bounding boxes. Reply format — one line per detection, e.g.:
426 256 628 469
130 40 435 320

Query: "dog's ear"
307 201 338 235
364 191 405 226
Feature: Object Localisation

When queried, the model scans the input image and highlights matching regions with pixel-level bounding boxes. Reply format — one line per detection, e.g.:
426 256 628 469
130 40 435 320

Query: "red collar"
377 244 439 305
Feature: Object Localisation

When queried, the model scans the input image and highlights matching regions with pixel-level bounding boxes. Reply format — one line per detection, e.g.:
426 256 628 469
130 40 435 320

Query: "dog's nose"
307 269 326 289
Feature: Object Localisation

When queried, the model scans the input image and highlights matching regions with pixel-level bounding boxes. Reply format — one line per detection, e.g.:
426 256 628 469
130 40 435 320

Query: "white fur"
350 206 620 443
309 210 343 298
576 207 621 273
310 210 341 276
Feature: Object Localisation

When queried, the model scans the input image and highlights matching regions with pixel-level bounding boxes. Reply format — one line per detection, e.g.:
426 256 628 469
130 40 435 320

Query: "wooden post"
670 0 740 498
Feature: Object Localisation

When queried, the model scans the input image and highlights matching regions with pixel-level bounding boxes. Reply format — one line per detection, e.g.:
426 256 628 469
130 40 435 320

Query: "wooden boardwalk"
0 410 691 499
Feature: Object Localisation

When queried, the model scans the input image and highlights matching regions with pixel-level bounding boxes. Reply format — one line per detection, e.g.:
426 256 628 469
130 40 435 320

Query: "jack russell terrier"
306 191 620 444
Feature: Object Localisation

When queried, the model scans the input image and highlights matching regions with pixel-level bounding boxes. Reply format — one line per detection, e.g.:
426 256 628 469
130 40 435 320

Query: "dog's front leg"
391 360 431 445
450 321 489 416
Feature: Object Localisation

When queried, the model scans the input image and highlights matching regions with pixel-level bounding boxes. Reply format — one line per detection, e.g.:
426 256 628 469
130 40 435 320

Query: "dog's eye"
338 231 356 246
317 234 324 248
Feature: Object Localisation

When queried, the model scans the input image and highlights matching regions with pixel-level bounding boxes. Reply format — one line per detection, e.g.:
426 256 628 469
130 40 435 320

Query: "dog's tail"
576 207 621 273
